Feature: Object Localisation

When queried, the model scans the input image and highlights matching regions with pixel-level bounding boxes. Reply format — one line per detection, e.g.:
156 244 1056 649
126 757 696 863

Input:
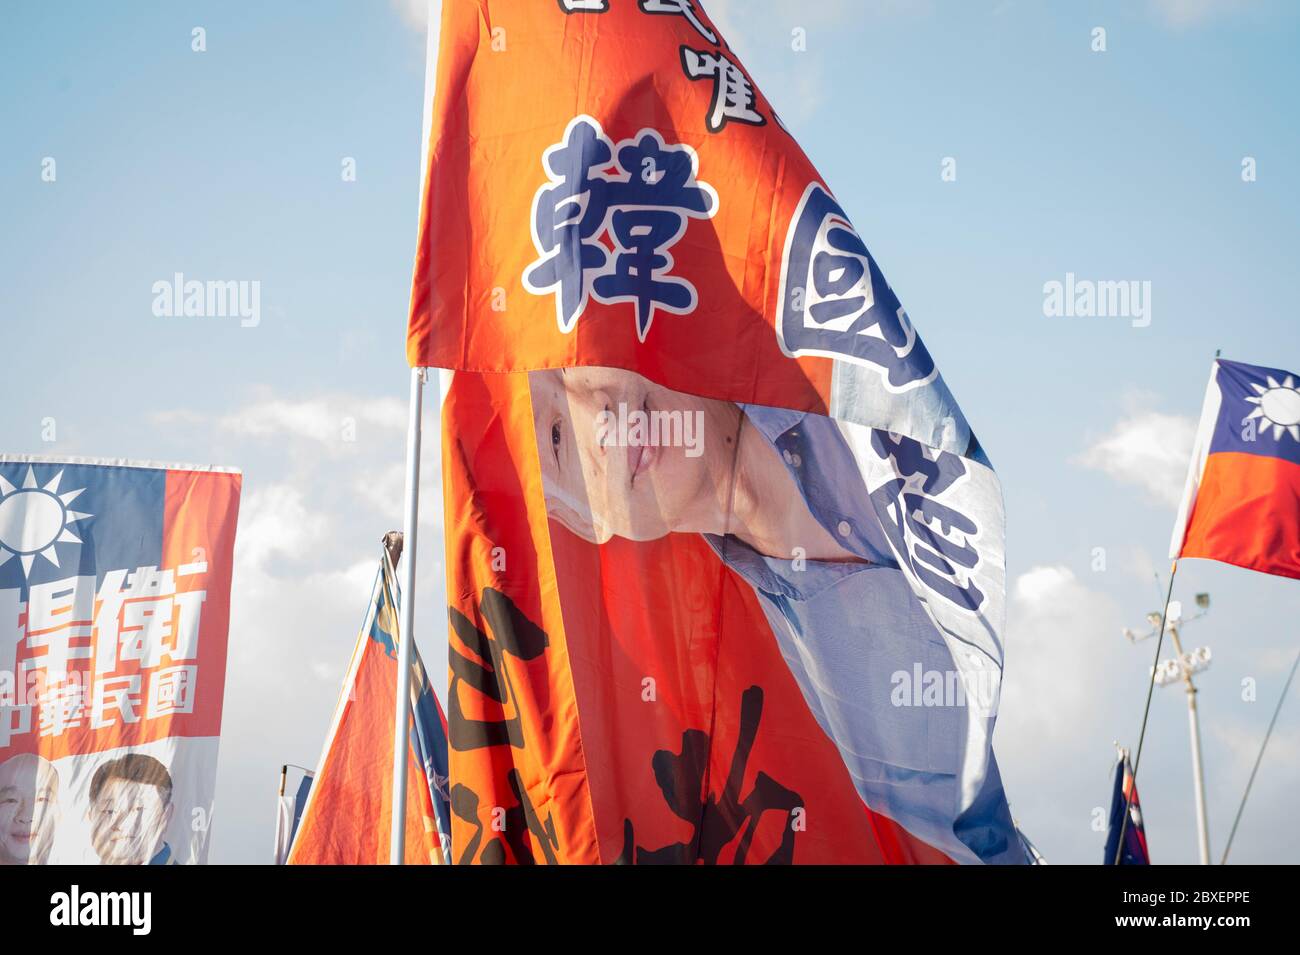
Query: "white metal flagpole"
1166 618 1212 864
389 0 441 867
390 366 426 864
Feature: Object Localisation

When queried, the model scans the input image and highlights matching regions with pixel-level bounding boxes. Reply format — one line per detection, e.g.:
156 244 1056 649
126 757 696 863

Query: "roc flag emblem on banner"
289 551 450 865
1171 358 1300 579
0 455 240 865
411 1 1020 863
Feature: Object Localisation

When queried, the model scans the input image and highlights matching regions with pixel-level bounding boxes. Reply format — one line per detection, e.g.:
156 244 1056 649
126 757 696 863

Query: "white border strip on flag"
0 454 241 474
1168 361 1223 559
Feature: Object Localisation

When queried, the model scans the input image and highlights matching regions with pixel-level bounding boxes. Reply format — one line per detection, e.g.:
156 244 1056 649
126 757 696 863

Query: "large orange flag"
414 1 1022 865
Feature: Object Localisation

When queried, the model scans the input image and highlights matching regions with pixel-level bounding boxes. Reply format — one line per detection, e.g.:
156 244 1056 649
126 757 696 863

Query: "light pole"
1123 591 1213 864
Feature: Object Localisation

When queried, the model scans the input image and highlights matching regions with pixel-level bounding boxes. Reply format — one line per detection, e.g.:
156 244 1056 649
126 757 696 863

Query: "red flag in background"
289 556 450 865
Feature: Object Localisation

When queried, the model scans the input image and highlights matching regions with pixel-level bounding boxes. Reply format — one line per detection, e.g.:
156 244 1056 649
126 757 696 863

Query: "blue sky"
3 0 1299 864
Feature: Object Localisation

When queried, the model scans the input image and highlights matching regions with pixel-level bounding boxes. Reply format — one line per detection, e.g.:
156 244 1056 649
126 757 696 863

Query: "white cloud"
695 0 931 129
234 483 330 572
1255 646 1300 675
220 395 406 445
1000 565 1124 745
218 399 343 443
391 0 434 33
1149 0 1249 29
353 459 443 531
204 394 447 861
994 564 1137 859
153 393 407 452
710 0 923 37
1117 544 1161 587
229 544 375 685
1204 718 1300 863
310 660 341 683
994 561 1300 863
214 545 379 861
1076 409 1196 507
1212 720 1300 775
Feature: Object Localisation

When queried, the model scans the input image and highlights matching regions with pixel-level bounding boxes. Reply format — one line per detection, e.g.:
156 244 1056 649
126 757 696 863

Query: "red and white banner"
0 456 240 865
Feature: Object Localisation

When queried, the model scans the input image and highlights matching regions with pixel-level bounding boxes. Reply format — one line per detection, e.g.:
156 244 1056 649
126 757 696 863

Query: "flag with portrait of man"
411 0 1021 863
0 456 239 865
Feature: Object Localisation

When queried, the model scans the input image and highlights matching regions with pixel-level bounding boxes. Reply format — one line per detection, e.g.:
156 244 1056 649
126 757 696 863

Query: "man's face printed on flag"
88 777 173 865
530 367 735 544
0 754 59 865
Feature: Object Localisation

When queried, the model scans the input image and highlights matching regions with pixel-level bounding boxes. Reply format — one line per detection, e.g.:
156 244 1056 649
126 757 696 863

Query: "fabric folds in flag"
288 554 450 864
1104 752 1150 865
413 0 1020 863
1016 823 1047 865
1171 357 1300 580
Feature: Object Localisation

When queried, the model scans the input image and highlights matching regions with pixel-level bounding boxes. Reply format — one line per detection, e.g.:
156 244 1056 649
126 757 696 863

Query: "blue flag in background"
1104 751 1150 865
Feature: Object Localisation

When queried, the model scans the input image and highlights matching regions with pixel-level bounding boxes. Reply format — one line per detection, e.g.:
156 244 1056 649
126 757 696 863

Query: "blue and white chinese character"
777 183 937 390
592 210 695 337
869 431 985 612
524 116 718 340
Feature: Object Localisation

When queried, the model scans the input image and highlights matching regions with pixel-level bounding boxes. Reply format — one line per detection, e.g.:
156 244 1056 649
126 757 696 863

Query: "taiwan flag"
0 455 240 865
1103 751 1150 865
1170 358 1300 579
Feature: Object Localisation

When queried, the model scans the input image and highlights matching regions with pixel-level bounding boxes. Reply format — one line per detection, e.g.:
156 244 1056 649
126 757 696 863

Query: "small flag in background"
1171 358 1300 579
273 768 312 865
1016 822 1047 865
288 551 450 865
1104 751 1150 865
